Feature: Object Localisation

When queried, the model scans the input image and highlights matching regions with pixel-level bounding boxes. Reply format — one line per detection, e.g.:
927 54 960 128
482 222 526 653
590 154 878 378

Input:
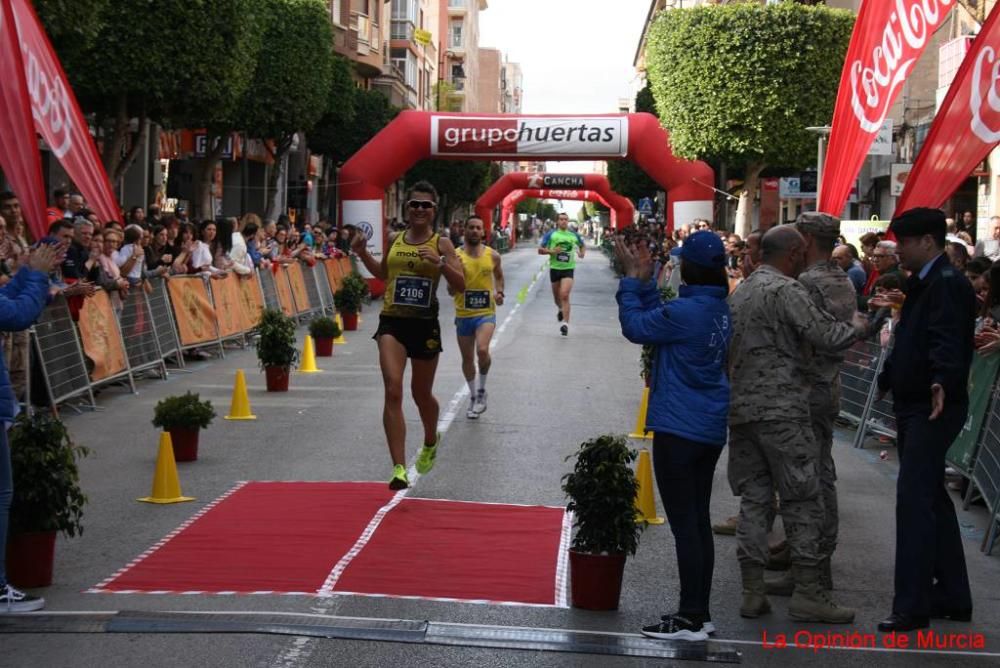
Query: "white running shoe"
0 584 45 613
466 397 478 419
474 389 488 414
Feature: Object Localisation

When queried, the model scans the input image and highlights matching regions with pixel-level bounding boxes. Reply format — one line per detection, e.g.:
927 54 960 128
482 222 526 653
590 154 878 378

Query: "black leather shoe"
878 613 930 632
930 606 972 622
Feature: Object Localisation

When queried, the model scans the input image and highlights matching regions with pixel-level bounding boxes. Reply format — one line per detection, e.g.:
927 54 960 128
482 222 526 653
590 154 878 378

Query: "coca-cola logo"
21 42 74 158
850 0 954 133
970 45 1000 143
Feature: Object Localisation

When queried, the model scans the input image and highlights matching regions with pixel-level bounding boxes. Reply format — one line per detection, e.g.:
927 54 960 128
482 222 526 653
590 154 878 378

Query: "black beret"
889 207 946 240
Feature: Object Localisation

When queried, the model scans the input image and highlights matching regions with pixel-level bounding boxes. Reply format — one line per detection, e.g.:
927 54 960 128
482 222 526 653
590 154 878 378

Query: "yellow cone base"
634 448 665 524
629 386 654 440
138 433 195 505
334 315 347 344
298 335 322 373
224 369 257 420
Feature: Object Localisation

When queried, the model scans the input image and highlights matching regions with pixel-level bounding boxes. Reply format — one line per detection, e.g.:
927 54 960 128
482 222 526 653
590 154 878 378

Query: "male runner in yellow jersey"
451 216 505 419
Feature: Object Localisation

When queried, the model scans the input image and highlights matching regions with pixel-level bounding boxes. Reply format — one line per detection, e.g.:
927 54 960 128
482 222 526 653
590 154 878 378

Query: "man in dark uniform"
876 207 975 633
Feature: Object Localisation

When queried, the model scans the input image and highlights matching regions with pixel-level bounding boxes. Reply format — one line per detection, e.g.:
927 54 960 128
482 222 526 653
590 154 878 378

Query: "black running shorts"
374 315 442 359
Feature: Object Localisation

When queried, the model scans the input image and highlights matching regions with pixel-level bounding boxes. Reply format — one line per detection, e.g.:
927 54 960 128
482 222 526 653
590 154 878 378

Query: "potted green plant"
151 392 216 462
256 307 299 391
308 316 341 357
7 412 89 588
562 434 643 610
334 273 368 331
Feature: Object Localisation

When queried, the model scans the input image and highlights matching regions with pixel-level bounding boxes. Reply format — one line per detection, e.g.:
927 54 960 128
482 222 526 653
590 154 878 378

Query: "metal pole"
816 135 826 208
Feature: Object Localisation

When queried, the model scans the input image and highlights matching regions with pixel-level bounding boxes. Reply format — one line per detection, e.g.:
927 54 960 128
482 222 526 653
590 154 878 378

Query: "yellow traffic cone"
224 369 257 420
138 433 195 504
298 335 322 373
334 314 347 344
634 448 665 525
628 386 654 440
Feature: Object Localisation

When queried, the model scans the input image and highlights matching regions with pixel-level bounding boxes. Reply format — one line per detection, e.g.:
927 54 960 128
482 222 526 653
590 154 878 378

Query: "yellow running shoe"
388 464 409 490
415 433 440 474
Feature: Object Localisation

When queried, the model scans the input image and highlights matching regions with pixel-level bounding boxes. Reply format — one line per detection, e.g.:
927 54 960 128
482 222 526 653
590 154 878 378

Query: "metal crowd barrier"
258 268 281 312
301 263 324 316
30 295 95 411
311 262 335 315
839 336 1000 554
118 288 167 378
147 277 184 368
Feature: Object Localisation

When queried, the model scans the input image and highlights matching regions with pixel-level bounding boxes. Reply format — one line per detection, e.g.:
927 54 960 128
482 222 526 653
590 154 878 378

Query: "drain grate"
0 611 741 663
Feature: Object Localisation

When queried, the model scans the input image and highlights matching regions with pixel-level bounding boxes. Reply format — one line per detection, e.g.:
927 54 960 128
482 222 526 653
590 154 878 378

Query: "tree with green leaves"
608 83 660 202
41 0 262 191
230 0 334 219
645 2 853 235
432 82 463 112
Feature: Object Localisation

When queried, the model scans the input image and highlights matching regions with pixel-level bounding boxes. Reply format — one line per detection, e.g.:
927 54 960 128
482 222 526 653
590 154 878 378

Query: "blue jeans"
0 427 11 587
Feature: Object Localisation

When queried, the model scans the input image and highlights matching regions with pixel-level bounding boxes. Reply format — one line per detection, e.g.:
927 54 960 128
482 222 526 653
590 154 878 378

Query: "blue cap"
669 246 683 257
680 231 725 269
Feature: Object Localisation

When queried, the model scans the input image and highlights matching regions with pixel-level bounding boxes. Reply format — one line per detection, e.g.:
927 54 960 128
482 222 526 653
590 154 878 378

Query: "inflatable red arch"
339 111 714 280
498 189 622 247
477 173 636 243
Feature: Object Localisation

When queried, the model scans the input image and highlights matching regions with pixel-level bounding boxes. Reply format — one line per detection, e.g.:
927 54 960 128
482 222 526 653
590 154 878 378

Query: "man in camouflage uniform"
728 225 867 623
765 213 858 598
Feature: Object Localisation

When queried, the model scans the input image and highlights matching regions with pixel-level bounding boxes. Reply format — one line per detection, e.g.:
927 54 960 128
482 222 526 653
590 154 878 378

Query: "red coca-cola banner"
897 7 1000 210
819 0 955 216
0 0 46 240
8 0 121 224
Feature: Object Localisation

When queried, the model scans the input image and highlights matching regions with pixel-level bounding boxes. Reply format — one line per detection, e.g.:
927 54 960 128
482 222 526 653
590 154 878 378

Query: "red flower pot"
568 550 626 611
5 531 57 588
314 337 334 357
264 365 290 392
341 312 359 331
167 427 200 462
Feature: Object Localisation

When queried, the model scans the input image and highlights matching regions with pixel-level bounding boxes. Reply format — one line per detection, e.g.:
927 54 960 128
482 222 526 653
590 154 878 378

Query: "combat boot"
819 557 834 591
764 570 794 596
788 565 854 623
739 561 772 618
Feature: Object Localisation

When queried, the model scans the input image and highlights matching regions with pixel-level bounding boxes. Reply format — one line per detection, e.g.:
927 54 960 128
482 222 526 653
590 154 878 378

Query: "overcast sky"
478 0 650 115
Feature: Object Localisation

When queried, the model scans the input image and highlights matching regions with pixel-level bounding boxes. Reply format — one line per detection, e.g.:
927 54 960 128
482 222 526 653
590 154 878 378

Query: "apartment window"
351 0 367 14
390 47 418 90
330 0 343 24
448 0 465 7
391 0 416 22
449 19 463 48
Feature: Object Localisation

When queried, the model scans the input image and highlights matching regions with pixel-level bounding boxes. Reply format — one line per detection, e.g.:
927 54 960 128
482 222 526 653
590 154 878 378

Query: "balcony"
390 19 415 41
330 11 384 78
448 0 467 16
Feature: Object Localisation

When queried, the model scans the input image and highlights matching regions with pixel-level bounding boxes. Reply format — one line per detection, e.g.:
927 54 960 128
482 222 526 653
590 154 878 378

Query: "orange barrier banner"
210 274 245 339
273 265 296 316
77 290 128 381
167 276 219 345
338 256 351 278
286 263 311 314
324 258 344 294
238 274 265 330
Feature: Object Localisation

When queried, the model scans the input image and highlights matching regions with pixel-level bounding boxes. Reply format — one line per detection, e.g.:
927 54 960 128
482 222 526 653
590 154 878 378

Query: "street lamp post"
806 125 832 207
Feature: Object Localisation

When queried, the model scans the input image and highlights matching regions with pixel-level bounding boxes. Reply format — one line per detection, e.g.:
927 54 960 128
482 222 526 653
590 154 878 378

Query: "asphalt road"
2 244 998 667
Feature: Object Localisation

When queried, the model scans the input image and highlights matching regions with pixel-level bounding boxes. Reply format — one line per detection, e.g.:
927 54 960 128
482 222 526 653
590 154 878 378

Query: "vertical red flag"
897 7 1000 211
0 0 47 240
8 0 121 223
819 0 955 216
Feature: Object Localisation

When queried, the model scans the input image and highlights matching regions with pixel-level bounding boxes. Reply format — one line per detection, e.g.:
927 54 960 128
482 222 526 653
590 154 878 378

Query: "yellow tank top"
382 232 442 319
454 247 496 318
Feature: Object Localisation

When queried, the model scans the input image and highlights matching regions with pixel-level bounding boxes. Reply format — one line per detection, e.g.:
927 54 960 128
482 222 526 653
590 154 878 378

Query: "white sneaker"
474 389 488 414
466 398 478 419
0 584 45 613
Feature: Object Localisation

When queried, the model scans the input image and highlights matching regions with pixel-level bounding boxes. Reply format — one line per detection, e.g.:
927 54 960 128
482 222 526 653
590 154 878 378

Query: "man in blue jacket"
0 241 58 612
876 208 975 633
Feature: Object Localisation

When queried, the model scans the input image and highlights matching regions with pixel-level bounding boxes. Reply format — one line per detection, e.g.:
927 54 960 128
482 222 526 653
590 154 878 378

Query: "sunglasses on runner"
407 200 436 210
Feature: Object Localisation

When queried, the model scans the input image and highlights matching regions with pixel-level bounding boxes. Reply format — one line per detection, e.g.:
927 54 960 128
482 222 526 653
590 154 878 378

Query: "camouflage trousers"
728 420 822 567
810 381 839 562
1 330 28 401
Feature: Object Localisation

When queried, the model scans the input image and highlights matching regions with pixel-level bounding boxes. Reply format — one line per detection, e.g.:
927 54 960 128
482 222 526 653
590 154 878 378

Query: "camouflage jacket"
799 260 857 389
728 264 858 425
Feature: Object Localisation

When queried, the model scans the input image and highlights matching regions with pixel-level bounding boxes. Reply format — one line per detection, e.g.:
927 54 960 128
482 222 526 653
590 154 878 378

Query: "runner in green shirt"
538 213 586 336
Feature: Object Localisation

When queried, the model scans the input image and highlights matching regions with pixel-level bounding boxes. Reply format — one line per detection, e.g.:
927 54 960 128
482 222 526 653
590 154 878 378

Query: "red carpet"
93 483 568 606
94 482 395 594
333 498 567 605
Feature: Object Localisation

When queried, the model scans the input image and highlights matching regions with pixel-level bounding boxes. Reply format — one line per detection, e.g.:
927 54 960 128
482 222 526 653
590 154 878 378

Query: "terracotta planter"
264 365 290 392
341 312 359 331
568 550 626 611
5 531 57 588
167 427 200 462
314 337 334 357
